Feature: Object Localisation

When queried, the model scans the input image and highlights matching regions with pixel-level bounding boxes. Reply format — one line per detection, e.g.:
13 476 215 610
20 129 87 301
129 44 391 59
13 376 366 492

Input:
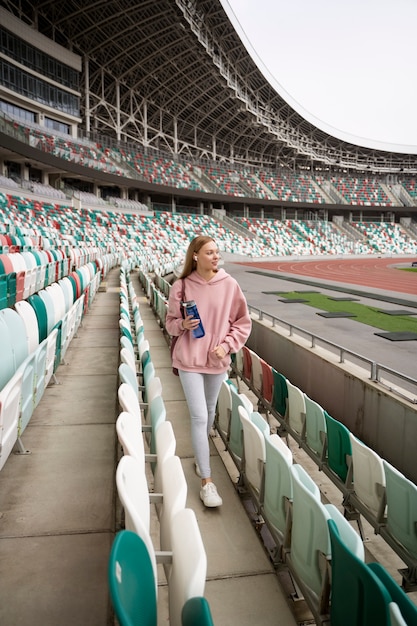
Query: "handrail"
248 304 417 404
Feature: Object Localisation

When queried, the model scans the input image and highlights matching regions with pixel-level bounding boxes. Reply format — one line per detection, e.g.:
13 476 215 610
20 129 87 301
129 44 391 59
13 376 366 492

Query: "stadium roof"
3 0 417 173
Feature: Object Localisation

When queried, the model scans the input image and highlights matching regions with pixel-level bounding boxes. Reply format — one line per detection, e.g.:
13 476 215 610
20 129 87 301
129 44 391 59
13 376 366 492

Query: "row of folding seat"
231 345 417 591
0 256 115 472
218 384 417 624
108 268 214 626
0 247 108 310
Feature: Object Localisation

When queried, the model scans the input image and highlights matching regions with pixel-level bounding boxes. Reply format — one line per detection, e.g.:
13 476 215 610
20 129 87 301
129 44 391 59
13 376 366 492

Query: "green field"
275 292 417 332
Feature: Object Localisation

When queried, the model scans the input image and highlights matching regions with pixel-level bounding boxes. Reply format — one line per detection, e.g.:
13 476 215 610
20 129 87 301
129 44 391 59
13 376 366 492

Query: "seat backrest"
154 420 176 494
349 433 386 518
216 378 233 440
286 380 306 437
181 597 214 626
118 363 139 395
14 300 40 353
46 283 66 323
0 313 16 389
263 433 293 540
233 347 244 378
324 411 352 483
229 385 253 461
242 345 252 380
169 508 207 626
148 394 166 455
116 411 145 471
249 349 263 395
120 335 135 359
290 463 331 597
260 358 273 403
118 382 141 421
0 308 29 371
383 459 417 560
116 454 150 532
108 529 157 626
120 347 137 372
28 293 48 342
38 288 56 334
327 518 392 626
271 368 288 418
160 455 188 555
239 405 266 495
115 455 157 584
304 394 327 457
146 376 162 408
368 561 417 626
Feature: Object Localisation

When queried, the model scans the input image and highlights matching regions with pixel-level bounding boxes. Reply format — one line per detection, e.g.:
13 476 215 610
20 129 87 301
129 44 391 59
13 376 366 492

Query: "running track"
240 257 417 296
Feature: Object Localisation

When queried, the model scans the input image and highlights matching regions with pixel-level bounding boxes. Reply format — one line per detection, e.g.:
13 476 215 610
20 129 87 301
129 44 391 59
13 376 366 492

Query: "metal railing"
249 305 417 404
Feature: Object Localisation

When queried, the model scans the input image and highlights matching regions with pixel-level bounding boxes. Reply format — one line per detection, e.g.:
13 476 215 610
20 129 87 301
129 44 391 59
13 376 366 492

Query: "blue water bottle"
183 300 205 338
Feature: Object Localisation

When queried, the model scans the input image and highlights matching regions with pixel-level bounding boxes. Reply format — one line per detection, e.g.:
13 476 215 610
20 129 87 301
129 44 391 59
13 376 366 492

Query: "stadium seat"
108 529 157 626
115 455 157 582
286 380 306 438
153 420 176 494
238 405 267 499
271 368 288 418
383 459 417 560
181 597 214 626
288 464 363 621
215 378 233 443
328 518 393 626
262 433 293 553
228 383 253 465
168 508 207 626
323 411 352 486
116 411 146 471
349 433 386 522
304 394 327 459
159 455 188 567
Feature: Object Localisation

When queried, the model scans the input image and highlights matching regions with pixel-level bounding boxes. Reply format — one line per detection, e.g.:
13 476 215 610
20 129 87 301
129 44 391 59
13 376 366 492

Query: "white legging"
179 370 226 479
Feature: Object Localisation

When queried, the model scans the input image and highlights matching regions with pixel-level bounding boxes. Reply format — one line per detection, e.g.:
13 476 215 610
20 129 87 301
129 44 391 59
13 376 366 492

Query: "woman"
166 235 252 507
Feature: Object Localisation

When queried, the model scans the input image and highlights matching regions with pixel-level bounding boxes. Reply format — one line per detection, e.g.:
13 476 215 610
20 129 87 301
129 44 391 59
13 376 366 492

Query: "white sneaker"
200 482 223 507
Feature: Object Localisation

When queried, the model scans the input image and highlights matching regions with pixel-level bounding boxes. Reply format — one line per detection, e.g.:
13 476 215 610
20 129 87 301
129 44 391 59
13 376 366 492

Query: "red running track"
239 257 417 296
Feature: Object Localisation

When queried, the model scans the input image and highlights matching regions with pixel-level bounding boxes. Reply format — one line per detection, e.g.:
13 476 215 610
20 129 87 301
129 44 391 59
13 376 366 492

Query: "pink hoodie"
166 269 252 374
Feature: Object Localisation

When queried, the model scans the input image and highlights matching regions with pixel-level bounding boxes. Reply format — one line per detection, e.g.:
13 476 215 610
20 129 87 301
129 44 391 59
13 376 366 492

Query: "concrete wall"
248 316 417 484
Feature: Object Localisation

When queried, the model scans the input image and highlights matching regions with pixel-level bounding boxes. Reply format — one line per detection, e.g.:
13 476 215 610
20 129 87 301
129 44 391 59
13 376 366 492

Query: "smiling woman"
221 0 417 153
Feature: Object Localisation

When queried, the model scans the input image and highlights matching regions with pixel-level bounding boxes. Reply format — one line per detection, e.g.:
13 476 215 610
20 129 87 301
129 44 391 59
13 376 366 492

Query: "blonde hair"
180 235 215 278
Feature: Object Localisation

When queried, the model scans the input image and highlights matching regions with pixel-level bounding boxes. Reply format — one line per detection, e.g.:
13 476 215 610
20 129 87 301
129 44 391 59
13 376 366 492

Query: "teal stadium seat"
108 530 157 626
328 518 398 626
323 410 352 485
271 368 288 418
181 597 214 626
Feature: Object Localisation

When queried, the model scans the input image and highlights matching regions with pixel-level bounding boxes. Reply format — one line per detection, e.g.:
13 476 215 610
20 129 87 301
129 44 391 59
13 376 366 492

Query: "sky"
221 0 417 154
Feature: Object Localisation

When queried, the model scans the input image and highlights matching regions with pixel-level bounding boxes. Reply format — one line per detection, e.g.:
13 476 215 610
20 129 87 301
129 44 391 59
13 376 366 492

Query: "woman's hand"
212 345 226 359
182 314 200 331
